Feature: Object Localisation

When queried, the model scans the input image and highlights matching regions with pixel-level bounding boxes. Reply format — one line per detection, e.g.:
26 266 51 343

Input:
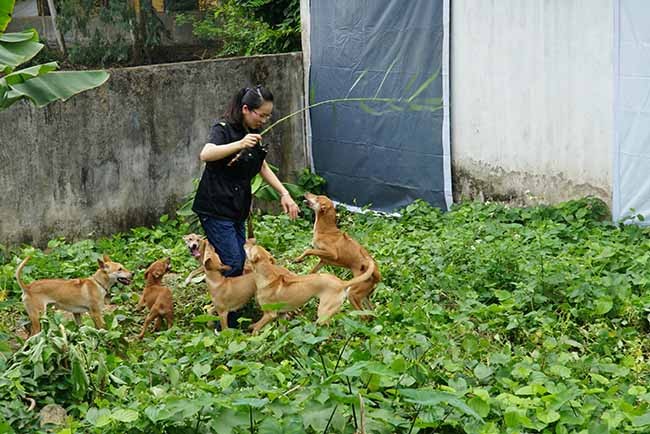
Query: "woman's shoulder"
212 119 244 131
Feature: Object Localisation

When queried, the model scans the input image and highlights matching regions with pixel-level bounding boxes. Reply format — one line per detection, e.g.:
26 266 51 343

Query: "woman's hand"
239 134 262 150
281 193 299 220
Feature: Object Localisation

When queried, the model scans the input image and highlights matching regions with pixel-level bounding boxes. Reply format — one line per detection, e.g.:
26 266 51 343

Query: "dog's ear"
220 264 232 272
204 256 217 271
98 258 106 269
103 254 111 262
319 201 330 213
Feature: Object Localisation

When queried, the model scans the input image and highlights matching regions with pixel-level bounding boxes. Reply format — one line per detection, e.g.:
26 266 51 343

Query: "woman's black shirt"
192 121 267 221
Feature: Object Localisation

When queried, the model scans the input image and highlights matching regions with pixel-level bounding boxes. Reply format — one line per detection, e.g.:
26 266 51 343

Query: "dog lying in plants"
295 193 381 313
245 243 375 334
136 257 174 339
16 255 133 336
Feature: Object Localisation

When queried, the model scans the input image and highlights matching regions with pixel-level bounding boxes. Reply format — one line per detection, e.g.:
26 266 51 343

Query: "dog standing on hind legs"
136 257 174 339
16 255 133 336
295 193 381 313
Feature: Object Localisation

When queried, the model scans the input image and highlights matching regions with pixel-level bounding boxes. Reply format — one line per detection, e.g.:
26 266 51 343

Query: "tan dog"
16 255 133 336
136 257 174 339
183 233 252 285
295 193 381 312
201 243 258 331
182 233 207 285
245 243 375 334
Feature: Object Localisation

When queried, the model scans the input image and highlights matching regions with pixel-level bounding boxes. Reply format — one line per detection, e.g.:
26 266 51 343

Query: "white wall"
613 0 650 222
451 0 614 205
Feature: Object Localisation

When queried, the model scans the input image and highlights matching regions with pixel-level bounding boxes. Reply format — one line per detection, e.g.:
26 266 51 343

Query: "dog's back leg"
24 297 44 336
138 310 156 339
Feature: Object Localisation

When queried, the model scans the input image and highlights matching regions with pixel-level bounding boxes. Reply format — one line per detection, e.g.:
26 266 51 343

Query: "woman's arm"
259 161 299 219
199 134 261 162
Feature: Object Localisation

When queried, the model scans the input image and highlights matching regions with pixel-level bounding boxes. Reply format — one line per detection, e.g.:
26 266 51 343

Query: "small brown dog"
295 193 381 312
16 255 133 336
245 243 375 334
201 243 258 331
136 257 174 339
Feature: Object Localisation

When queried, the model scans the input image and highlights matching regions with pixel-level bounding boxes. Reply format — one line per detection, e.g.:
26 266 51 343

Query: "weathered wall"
451 0 614 205
0 53 307 247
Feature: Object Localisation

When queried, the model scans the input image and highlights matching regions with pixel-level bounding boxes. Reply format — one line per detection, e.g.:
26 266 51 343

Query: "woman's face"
242 101 273 130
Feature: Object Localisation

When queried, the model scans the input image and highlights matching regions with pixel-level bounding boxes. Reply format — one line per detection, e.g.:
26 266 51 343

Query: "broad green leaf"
86 408 112 427
210 408 249 434
632 411 650 426
0 33 42 73
399 389 483 421
303 404 344 432
339 361 399 378
468 396 490 418
2 62 58 86
192 362 210 378
0 29 39 43
549 364 572 378
111 408 139 423
220 373 236 389
536 408 560 424
232 397 269 408
0 0 15 32
191 314 221 323
473 363 493 380
5 70 109 109
593 297 613 315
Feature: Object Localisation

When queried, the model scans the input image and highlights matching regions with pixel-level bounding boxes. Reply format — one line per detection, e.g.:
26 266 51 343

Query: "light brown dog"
182 233 208 285
245 243 375 334
183 233 253 285
16 255 133 336
295 193 381 312
136 257 174 339
201 243 258 331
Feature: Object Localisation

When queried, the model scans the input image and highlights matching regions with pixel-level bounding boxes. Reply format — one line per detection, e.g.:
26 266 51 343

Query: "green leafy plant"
2 196 650 432
57 0 166 67
177 0 300 57
0 0 109 111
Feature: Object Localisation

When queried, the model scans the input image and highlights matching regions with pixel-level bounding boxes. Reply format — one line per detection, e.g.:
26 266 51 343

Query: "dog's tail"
341 259 375 290
15 256 31 293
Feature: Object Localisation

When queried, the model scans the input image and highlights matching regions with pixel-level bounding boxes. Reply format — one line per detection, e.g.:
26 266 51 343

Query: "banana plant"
0 0 109 111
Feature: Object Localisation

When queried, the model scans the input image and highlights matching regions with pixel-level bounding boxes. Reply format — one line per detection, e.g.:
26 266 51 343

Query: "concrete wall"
0 53 307 247
451 0 614 205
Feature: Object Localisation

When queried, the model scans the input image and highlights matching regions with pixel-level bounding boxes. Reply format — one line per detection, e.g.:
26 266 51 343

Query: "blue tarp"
308 0 450 212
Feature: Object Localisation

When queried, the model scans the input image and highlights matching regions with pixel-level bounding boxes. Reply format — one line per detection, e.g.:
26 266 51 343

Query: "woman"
192 85 299 325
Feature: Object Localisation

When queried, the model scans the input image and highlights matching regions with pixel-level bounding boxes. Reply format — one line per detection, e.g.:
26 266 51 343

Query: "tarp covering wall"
614 0 650 222
307 0 450 212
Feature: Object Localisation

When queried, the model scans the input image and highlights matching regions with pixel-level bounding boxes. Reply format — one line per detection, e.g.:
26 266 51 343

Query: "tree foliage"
0 0 109 111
